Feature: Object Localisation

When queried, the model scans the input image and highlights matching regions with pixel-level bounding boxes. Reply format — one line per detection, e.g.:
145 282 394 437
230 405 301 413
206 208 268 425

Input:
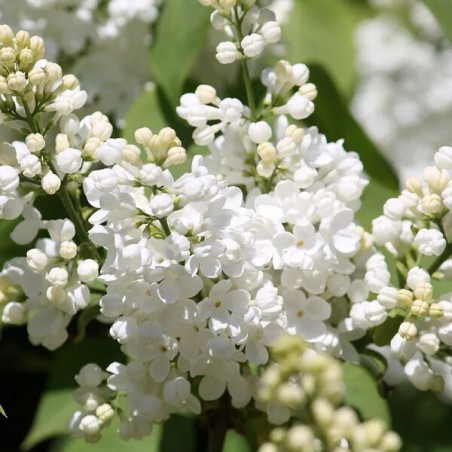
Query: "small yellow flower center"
297 310 304 318
296 240 305 248
214 300 222 308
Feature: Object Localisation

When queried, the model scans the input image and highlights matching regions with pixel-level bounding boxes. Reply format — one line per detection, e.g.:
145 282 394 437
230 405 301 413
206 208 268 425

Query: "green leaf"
160 414 196 452
0 404 7 418
421 0 452 42
49 420 162 452
342 362 391 426
123 87 167 144
284 0 371 96
22 339 123 449
372 316 404 347
305 64 399 193
149 0 211 107
21 388 78 450
223 430 252 452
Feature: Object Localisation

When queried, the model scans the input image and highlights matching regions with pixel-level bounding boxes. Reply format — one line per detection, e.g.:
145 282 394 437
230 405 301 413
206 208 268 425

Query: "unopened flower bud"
248 121 272 144
41 171 61 194
96 404 115 423
135 127 153 146
414 282 433 301
406 176 423 195
27 248 48 272
62 74 79 90
15 30 30 49
410 299 429 317
429 302 444 317
0 25 14 45
79 415 102 436
260 21 281 44
285 124 304 143
399 321 417 340
29 35 45 60
165 146 186 167
195 85 217 104
216 41 239 64
2 301 27 324
298 82 317 101
26 133 45 154
0 47 16 66
7 71 26 92
28 67 46 86
19 48 34 69
46 285 66 305
47 267 69 287
59 241 77 260
77 259 99 283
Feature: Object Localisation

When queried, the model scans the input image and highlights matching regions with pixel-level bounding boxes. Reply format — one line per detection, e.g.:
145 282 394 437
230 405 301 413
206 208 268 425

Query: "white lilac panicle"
352 2 452 180
204 1 282 64
0 219 97 350
0 0 162 122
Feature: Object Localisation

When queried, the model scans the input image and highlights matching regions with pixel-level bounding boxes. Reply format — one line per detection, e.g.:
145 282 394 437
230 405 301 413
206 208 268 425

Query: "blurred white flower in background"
353 0 452 181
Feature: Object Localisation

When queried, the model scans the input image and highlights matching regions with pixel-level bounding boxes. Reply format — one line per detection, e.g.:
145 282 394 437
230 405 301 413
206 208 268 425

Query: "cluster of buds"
199 1 281 64
0 25 86 126
257 335 401 451
134 127 187 168
69 364 115 443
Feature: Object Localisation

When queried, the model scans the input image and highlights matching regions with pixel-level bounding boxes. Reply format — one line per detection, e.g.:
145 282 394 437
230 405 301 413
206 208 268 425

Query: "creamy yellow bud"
257 142 277 161
158 127 177 146
95 403 115 423
285 124 304 143
413 282 433 301
195 84 217 104
135 127 153 146
398 289 413 307
19 48 34 69
276 382 305 409
62 74 78 90
298 82 317 101
380 431 402 452
15 30 30 49
0 75 9 94
429 302 444 317
26 133 46 154
165 146 187 167
28 67 46 86
0 25 14 45
311 398 334 427
29 35 45 60
7 71 26 92
121 144 141 165
0 47 16 66
55 133 70 153
399 321 417 340
406 176 423 195
410 299 429 317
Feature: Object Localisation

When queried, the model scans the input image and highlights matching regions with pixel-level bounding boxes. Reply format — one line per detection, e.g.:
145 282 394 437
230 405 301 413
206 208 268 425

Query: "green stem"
20 96 101 263
233 7 257 120
20 95 40 134
428 241 452 275
57 187 102 262
160 217 171 237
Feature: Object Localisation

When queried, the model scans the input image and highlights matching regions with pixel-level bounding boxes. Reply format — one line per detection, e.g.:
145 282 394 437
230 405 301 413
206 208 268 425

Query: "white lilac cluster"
352 0 452 180
0 0 162 122
0 0 450 448
257 336 401 452
64 2 385 440
1 219 99 350
341 146 452 395
200 0 282 64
